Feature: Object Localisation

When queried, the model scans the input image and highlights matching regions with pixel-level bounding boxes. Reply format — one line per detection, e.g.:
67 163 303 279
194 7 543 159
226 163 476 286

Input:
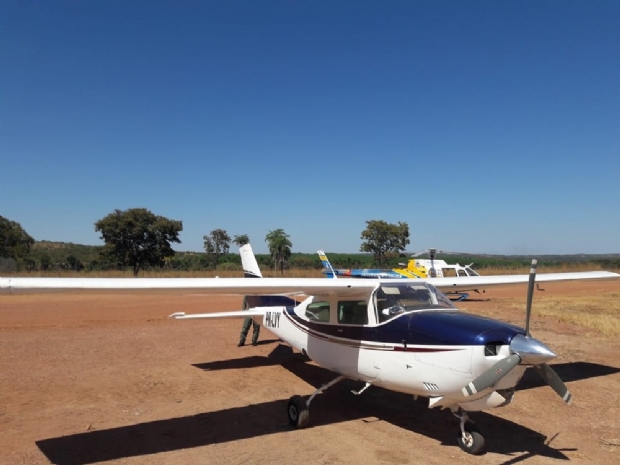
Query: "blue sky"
2 1 619 255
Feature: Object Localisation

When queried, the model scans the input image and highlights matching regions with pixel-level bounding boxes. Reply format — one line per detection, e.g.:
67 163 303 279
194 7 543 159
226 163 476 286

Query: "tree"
265 228 292 274
0 215 35 259
95 208 182 276
66 255 84 271
360 220 410 265
203 229 231 268
233 234 250 247
39 254 51 271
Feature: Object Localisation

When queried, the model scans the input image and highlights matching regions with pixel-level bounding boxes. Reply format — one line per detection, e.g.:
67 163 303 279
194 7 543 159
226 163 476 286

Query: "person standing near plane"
238 297 260 346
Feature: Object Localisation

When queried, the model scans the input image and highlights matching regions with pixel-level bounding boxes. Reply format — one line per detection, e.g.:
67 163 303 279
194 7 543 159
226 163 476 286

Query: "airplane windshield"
375 282 456 322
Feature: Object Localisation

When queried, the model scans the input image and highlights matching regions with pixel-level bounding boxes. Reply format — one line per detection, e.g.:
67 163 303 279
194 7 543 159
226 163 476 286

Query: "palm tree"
233 234 250 247
265 229 292 274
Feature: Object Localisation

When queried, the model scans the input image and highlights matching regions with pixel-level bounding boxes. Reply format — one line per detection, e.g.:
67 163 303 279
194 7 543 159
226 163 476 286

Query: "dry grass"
512 292 620 335
482 262 610 275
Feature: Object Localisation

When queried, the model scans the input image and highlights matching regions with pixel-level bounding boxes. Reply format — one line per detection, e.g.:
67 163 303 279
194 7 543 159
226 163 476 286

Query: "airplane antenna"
524 259 537 336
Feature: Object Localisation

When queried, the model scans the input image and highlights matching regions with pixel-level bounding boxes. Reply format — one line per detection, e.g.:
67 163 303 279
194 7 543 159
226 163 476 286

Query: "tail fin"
317 249 337 279
240 243 263 278
239 243 296 307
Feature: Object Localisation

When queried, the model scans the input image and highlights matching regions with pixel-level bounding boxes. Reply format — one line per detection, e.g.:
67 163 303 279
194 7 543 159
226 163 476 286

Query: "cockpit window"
337 300 368 325
305 301 330 322
375 282 456 322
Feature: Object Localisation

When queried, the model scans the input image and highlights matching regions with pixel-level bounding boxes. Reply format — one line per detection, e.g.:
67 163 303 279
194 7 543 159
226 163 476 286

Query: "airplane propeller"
461 354 521 397
461 259 572 404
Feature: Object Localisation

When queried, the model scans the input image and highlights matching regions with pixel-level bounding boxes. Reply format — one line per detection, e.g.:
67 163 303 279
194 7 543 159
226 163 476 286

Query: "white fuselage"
256 300 526 412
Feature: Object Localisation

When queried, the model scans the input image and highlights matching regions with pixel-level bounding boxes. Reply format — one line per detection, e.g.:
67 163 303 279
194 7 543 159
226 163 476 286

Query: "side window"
338 300 368 325
305 301 330 322
442 268 457 277
457 269 468 277
375 288 399 323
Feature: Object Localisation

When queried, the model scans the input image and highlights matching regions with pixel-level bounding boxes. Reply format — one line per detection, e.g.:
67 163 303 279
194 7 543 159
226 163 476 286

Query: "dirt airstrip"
1 279 620 465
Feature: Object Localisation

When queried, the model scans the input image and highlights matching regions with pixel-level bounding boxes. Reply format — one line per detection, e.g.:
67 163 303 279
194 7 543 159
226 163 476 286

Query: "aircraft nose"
510 334 556 365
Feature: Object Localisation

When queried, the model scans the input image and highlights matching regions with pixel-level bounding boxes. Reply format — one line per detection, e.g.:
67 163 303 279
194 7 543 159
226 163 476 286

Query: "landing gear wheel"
457 421 485 455
287 395 309 428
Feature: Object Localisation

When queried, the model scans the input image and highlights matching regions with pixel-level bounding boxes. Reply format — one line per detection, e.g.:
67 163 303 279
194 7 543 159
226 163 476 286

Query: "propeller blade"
534 363 573 404
524 259 537 336
461 354 521 398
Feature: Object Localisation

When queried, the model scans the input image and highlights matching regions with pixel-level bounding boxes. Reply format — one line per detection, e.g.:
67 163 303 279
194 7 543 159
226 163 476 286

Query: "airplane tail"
317 249 337 279
240 243 263 278
171 243 275 320
240 243 296 307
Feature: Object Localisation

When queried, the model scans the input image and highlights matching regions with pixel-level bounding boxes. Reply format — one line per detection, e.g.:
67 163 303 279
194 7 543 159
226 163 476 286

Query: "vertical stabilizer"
317 250 337 279
239 243 296 307
240 244 263 278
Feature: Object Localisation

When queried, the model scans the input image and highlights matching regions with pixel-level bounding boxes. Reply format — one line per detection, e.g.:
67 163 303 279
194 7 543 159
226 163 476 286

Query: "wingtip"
169 312 186 319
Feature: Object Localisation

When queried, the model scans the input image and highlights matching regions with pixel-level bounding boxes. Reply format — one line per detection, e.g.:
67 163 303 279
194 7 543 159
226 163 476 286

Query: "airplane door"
350 300 380 380
305 299 379 382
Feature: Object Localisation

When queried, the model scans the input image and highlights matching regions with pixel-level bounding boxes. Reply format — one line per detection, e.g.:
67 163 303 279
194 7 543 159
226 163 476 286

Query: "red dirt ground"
1 279 619 465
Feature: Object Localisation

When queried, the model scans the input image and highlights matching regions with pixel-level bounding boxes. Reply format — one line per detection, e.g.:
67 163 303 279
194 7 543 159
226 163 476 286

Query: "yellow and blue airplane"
318 250 482 301
318 250 428 279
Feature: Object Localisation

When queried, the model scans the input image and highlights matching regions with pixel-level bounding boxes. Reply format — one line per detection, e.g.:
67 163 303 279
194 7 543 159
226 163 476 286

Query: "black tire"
457 421 485 455
287 395 309 428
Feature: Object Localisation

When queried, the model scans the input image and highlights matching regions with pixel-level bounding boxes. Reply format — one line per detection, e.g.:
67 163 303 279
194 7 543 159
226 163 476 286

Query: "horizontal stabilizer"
169 308 267 320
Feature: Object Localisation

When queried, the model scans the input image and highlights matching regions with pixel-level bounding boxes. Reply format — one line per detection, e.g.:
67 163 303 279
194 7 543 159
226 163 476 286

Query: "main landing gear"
453 408 485 455
287 375 345 428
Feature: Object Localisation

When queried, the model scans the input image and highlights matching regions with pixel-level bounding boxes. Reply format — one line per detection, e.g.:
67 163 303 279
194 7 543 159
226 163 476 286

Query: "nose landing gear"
453 408 485 455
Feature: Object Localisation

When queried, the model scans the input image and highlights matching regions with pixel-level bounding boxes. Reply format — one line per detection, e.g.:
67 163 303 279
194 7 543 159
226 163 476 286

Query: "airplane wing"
426 271 619 292
0 271 617 296
0 277 376 297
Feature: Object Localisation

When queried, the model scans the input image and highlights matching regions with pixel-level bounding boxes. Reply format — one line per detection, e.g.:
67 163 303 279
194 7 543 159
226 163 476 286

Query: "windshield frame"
374 282 457 323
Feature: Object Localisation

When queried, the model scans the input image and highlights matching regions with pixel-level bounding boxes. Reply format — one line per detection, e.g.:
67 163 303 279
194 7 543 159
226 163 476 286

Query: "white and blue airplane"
1 245 618 455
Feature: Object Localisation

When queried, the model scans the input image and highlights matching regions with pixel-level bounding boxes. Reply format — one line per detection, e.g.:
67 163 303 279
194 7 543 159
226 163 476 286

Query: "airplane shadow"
253 338 280 346
193 343 309 371
33 344 609 464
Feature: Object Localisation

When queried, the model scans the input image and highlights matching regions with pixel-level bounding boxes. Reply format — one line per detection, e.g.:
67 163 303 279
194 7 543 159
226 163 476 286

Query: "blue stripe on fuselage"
286 309 524 346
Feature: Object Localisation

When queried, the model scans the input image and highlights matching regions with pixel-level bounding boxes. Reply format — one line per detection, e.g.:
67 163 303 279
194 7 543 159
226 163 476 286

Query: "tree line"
4 210 619 275
1 209 412 275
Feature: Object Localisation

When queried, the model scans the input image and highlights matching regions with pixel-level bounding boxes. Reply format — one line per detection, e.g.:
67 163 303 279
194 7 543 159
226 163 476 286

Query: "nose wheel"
454 409 485 455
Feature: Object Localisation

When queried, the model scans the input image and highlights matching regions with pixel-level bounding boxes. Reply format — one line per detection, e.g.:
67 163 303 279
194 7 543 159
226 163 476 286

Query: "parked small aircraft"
319 248 480 279
318 249 482 300
1 248 618 455
318 250 427 279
